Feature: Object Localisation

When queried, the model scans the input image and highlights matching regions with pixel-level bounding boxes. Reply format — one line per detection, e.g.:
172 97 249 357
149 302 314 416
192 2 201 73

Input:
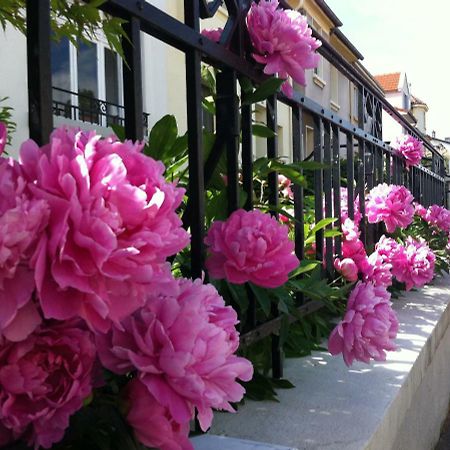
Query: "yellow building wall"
158 1 361 163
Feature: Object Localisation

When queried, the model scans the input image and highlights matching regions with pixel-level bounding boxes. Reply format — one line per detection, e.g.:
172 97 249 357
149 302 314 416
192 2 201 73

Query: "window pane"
104 48 122 127
78 41 98 123
51 37 71 118
78 41 98 97
105 48 119 105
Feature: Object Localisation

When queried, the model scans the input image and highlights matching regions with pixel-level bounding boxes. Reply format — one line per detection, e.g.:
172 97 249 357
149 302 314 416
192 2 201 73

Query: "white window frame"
312 20 325 87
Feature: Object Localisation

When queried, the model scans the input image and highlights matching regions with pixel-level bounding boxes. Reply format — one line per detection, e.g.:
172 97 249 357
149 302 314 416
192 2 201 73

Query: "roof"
331 28 364 60
411 95 428 107
373 72 401 92
314 0 343 27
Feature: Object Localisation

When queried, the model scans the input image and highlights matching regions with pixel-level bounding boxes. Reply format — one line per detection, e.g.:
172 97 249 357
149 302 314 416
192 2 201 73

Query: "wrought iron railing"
25 0 447 380
52 86 150 134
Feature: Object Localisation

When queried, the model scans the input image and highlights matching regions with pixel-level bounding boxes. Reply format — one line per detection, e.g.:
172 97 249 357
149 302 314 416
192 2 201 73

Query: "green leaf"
309 217 337 236
271 288 293 315
252 123 276 138
289 260 322 278
239 76 254 94
253 156 269 173
226 281 249 315
145 115 178 160
324 229 342 238
168 133 188 159
271 378 296 390
202 97 216 115
252 157 307 187
110 124 125 141
206 189 228 221
242 77 285 105
249 283 271 317
242 372 279 402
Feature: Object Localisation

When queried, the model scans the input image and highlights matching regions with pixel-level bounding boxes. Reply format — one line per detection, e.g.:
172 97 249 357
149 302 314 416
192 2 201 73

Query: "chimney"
432 130 436 138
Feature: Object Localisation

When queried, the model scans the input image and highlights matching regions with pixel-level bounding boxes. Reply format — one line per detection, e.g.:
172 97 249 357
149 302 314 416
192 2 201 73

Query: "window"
51 38 123 127
403 91 410 110
303 13 325 83
51 37 71 117
104 47 122 126
330 66 339 108
314 55 324 80
77 41 99 123
351 84 359 120
305 126 314 157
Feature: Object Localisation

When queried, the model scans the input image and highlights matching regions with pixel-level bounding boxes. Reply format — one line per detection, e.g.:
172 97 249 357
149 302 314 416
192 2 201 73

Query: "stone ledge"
193 274 450 450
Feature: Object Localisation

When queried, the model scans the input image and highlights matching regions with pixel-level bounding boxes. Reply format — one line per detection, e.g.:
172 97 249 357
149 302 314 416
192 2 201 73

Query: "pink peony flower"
364 252 393 287
124 379 193 450
205 209 299 288
0 321 96 449
374 235 401 262
0 156 48 341
414 202 427 219
0 122 7 154
246 0 321 97
278 175 294 200
201 28 223 43
424 205 450 233
96 277 253 432
334 257 358 282
341 219 371 275
390 237 435 290
328 282 398 366
392 135 424 169
20 126 189 332
366 184 414 233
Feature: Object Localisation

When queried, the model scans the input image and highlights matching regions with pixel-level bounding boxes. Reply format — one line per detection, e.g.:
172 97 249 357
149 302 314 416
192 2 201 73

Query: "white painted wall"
143 0 170 130
0 25 29 157
412 105 427 134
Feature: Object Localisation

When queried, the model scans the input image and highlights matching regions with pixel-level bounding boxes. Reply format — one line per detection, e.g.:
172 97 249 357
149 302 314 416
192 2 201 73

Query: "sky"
326 0 450 138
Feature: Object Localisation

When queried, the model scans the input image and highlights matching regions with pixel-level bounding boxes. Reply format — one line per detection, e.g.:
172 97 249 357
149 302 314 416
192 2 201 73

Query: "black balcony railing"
25 0 447 381
52 86 150 134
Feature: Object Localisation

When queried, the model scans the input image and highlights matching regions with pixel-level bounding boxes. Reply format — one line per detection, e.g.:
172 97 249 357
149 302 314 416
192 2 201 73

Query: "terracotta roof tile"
411 95 427 106
374 72 401 92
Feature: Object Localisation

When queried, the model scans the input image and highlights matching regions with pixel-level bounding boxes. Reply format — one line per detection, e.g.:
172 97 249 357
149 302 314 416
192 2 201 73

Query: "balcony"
52 86 150 135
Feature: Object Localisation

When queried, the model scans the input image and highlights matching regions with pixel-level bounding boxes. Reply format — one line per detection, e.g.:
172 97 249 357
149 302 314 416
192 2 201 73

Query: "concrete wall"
194 274 450 450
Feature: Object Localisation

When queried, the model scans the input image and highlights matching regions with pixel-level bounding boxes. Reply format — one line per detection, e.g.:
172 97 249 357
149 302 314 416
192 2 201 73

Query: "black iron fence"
25 0 447 379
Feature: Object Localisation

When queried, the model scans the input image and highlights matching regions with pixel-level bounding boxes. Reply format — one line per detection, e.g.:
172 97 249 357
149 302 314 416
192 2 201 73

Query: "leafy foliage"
0 97 16 147
0 0 127 59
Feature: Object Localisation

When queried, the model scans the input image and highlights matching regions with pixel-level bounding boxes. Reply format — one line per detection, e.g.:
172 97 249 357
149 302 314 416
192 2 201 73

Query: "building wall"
142 0 170 130
412 105 427 134
0 25 29 156
0 1 364 165
381 92 403 144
